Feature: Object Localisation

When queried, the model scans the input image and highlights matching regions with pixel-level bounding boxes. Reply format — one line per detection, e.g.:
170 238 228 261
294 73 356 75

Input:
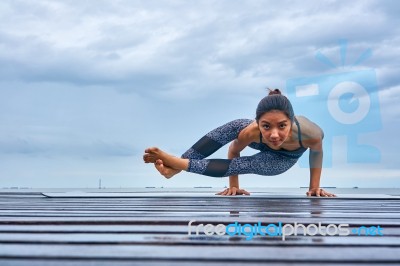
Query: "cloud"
1 0 398 95
0 137 136 158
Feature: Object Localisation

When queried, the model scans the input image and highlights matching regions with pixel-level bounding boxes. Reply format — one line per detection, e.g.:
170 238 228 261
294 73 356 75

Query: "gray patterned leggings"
181 119 303 177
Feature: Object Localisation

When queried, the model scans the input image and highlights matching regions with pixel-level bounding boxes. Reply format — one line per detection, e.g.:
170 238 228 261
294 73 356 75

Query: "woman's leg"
188 152 298 177
144 119 253 178
145 147 298 177
144 147 190 172
181 119 253 159
143 119 252 163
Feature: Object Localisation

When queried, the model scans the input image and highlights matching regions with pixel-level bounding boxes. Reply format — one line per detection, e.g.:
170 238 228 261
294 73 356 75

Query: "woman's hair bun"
257 87 294 122
268 88 282 95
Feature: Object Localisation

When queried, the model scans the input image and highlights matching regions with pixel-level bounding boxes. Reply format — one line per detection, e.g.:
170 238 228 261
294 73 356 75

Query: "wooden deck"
1 189 400 265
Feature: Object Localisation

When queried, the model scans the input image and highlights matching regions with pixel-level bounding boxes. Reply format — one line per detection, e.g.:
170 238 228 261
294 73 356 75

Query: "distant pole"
99 179 102 189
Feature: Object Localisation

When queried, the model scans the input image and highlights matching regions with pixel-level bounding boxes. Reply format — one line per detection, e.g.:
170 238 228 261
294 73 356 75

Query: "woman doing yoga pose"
143 89 336 197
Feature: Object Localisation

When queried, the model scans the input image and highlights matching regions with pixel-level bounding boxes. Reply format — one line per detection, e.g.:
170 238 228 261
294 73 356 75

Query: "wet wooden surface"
0 190 400 265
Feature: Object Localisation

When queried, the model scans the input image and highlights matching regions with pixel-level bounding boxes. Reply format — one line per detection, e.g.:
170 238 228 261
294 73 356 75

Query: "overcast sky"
0 0 399 189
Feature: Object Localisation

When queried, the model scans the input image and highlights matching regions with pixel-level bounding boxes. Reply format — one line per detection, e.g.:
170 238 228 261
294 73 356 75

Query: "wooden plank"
1 200 400 209
3 218 390 225
0 224 399 235
1 260 397 266
1 210 400 219
1 201 399 211
0 244 399 262
2 201 400 211
0 233 398 246
41 192 400 199
0 260 255 266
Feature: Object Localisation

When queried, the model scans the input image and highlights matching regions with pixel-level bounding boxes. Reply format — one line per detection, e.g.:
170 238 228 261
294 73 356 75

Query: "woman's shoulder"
238 120 260 142
295 115 324 141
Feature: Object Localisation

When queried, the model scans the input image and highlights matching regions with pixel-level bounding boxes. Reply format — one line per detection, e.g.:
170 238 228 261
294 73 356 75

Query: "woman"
143 89 336 197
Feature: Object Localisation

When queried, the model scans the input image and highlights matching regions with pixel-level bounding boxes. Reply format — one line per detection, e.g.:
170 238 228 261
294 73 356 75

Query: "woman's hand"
216 187 250 196
306 188 336 197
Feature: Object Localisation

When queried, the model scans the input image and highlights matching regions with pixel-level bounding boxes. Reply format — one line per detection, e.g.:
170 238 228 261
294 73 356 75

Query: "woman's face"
258 110 291 149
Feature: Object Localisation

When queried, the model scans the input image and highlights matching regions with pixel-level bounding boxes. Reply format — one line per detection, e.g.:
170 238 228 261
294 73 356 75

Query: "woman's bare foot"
143 152 157 163
155 159 181 179
143 147 189 171
143 147 170 163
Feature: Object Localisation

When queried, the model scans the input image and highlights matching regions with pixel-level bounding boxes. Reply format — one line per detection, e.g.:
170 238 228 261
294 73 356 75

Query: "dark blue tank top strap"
294 117 305 148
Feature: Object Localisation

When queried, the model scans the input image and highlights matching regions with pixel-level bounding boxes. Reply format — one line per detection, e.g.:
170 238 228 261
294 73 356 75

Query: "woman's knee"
250 153 297 176
205 119 253 144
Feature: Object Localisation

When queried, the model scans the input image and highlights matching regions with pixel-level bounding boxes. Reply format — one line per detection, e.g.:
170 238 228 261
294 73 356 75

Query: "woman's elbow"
228 141 242 156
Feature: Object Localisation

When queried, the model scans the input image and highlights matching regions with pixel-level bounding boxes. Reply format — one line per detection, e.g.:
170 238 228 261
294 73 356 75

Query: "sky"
0 0 399 189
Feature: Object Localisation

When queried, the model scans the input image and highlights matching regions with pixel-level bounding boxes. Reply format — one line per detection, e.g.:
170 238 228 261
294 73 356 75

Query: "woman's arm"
216 136 252 196
228 144 240 188
305 136 336 197
307 140 324 195
297 116 335 197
